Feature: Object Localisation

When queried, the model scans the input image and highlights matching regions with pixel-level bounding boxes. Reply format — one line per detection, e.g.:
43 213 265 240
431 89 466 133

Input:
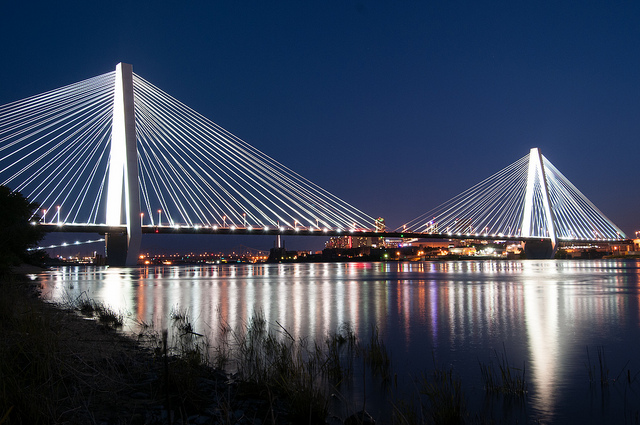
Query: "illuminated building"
325 236 372 249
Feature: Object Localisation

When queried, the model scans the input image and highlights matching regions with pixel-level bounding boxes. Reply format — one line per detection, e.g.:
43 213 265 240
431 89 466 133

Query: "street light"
158 209 162 226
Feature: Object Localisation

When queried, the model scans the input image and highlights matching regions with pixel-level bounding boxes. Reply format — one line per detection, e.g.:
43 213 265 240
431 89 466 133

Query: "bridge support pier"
105 232 129 266
524 240 557 259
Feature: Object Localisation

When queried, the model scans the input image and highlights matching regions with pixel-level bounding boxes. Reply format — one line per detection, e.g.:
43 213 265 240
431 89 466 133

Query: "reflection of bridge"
1 63 626 264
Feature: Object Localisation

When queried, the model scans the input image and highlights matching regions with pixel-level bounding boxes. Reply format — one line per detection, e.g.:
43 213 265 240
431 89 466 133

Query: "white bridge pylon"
106 63 141 266
401 147 626 247
521 147 556 249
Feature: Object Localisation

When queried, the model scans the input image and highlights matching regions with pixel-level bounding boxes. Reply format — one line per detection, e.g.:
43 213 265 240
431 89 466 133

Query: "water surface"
39 260 640 424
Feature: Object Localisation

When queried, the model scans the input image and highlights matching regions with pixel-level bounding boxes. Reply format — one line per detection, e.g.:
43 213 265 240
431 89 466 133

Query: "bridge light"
213 225 218 230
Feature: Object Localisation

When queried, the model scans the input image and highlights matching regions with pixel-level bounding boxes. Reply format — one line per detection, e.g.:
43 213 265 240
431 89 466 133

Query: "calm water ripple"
38 259 640 424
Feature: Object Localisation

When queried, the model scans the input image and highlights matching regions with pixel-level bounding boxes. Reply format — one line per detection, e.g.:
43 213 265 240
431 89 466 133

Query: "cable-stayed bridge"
0 63 627 264
398 147 626 258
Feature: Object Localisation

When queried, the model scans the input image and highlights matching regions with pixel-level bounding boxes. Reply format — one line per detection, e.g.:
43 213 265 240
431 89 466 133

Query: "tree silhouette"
0 186 45 271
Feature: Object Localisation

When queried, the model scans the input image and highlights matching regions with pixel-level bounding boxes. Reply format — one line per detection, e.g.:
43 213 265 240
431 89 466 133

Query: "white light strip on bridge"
1 72 115 225
28 238 106 251
132 73 374 230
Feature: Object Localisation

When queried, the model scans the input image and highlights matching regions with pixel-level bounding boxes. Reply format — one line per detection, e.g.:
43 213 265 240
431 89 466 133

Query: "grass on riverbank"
479 346 527 396
76 296 125 327
0 275 159 424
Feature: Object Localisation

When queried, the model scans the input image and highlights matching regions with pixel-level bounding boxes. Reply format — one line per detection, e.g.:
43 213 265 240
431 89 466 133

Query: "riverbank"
0 274 310 425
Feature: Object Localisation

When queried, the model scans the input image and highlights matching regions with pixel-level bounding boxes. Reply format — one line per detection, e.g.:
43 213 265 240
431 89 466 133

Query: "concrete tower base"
524 239 557 259
105 232 130 266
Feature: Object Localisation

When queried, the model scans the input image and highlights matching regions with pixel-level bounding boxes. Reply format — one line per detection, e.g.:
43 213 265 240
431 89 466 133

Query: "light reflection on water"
39 259 640 424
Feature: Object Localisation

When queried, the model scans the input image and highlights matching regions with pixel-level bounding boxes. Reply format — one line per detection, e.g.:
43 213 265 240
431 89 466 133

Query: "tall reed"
479 346 527 396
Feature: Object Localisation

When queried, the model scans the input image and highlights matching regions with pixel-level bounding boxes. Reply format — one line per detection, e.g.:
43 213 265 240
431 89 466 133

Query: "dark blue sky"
2 1 639 252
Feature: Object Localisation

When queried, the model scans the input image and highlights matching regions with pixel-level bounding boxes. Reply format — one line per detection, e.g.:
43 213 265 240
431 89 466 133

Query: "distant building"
381 237 404 248
608 239 639 256
325 235 372 249
449 246 477 256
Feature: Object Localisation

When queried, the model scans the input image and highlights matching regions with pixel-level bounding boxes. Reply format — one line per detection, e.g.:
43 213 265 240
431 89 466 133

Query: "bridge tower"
521 147 557 259
105 63 141 266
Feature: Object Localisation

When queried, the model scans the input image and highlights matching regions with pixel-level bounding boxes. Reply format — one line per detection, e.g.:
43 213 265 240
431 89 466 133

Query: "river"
37 259 640 424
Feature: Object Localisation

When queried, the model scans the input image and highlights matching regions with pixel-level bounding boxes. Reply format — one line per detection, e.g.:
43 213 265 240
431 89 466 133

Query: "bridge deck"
36 223 626 244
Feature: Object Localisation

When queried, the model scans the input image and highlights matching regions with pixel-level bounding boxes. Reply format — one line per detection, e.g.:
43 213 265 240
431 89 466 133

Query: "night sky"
1 1 639 253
